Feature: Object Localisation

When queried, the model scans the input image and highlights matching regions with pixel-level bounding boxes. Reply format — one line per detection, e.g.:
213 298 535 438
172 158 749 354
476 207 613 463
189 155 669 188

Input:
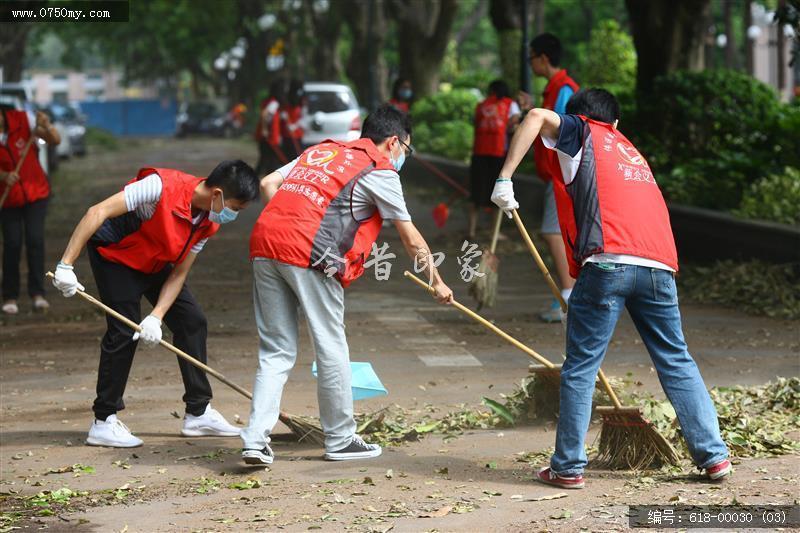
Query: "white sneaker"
86 414 143 448
181 405 241 437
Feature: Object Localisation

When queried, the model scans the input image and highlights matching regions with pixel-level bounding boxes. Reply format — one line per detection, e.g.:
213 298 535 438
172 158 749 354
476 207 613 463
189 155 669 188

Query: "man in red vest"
51 161 260 448
279 79 305 160
468 79 520 239
1 108 61 315
255 79 286 176
520 33 580 323
492 89 730 488
242 105 453 465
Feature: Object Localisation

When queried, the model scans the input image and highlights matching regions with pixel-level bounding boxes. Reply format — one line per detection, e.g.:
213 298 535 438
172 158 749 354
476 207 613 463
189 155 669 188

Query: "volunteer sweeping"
52 161 259 448
492 89 730 488
242 104 453 465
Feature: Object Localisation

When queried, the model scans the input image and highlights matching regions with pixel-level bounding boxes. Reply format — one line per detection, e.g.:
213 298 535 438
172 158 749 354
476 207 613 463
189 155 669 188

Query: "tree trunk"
625 0 711 94
724 0 736 69
744 0 754 75
391 0 460 98
455 0 488 52
0 23 31 82
304 0 344 81
344 0 388 107
490 0 528 92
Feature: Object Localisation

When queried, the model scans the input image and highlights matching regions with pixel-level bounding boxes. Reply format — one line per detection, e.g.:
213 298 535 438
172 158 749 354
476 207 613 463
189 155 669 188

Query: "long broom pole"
404 271 556 369
0 135 36 212
44 273 325 432
509 209 627 410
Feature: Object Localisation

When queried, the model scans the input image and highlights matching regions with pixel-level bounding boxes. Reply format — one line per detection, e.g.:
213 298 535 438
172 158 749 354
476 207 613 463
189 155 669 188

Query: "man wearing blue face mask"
52 160 260 448
243 105 453 465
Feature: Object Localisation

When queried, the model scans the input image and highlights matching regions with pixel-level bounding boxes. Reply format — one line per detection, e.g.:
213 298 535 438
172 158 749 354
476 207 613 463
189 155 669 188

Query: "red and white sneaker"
706 459 732 480
536 467 585 489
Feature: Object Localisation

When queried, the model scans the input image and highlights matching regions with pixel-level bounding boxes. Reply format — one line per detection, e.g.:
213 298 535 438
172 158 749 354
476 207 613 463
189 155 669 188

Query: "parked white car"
302 82 362 146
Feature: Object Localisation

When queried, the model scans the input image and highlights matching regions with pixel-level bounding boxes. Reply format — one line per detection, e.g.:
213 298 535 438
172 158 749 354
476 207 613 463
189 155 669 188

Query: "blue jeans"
551 263 729 476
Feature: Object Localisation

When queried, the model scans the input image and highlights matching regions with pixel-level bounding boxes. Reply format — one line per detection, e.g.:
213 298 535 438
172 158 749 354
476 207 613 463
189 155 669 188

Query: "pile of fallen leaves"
358 375 800 462
678 260 800 320
598 375 800 460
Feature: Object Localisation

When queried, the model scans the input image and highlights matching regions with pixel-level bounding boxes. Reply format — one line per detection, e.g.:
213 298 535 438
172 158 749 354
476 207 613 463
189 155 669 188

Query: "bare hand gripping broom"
509 210 679 469
46 272 325 445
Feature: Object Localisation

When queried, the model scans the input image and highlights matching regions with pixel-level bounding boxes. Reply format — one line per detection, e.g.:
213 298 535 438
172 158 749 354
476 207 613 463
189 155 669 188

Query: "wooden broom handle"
488 209 503 254
0 136 36 210
46 272 254 401
511 209 566 311
404 271 555 369
508 211 624 409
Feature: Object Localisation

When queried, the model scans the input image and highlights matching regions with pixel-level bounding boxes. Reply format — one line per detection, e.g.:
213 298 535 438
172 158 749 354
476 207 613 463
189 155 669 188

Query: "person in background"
388 78 413 113
492 88 731 489
51 161 259 447
519 32 579 323
280 79 305 160
241 105 453 465
255 79 286 177
1 107 61 315
468 79 520 239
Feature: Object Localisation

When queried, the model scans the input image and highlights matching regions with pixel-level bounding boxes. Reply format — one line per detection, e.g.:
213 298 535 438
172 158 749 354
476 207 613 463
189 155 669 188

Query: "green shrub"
735 167 800 225
679 260 800 320
85 127 119 150
411 89 479 162
579 19 636 96
630 70 786 210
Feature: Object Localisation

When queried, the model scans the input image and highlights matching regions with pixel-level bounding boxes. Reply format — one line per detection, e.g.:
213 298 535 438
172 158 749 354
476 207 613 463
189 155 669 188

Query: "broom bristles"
469 251 499 309
281 414 326 446
529 367 562 420
592 411 681 470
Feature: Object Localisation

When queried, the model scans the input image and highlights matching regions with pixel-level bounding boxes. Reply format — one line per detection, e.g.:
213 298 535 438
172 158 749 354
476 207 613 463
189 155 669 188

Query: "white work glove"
132 315 162 347
52 262 84 297
490 178 519 218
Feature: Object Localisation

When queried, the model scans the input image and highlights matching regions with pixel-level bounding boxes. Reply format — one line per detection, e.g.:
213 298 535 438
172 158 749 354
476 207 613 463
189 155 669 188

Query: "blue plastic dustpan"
311 361 388 400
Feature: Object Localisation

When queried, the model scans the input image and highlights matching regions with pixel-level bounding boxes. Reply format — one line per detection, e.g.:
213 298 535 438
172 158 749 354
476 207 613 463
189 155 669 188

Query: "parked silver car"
302 82 362 146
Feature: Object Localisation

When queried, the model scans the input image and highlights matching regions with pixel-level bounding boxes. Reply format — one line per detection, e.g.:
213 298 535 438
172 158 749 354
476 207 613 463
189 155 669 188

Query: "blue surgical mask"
208 190 238 224
391 143 406 172
398 88 413 101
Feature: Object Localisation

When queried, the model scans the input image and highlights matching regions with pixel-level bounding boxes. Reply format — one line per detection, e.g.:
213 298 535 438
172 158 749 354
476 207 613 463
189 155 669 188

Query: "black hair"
360 104 412 145
529 32 562 66
565 88 620 124
288 79 304 107
392 78 411 100
206 160 259 202
488 79 511 99
268 78 287 105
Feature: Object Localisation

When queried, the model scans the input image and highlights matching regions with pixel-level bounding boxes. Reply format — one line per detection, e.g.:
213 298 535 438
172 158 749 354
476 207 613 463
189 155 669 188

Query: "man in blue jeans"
491 88 730 488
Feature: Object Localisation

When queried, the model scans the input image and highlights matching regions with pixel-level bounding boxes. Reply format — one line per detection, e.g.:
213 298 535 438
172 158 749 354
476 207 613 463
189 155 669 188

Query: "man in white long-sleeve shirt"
52 160 259 448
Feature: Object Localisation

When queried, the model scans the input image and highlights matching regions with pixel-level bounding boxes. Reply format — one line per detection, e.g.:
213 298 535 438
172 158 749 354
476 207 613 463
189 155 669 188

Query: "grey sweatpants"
241 258 355 452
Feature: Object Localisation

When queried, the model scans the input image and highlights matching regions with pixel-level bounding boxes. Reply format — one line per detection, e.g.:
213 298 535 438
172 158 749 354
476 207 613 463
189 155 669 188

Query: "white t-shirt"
276 158 412 221
123 174 208 254
541 114 674 272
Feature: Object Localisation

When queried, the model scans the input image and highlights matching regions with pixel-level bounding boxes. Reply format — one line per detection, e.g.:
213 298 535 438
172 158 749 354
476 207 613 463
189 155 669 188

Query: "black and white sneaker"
242 445 274 465
324 435 382 461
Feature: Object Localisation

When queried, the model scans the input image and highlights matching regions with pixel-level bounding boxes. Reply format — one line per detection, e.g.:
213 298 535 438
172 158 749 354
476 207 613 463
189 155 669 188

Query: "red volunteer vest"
280 105 304 139
553 117 678 278
97 168 219 273
533 69 579 182
473 96 513 157
250 138 396 287
0 110 49 208
254 97 281 145
388 99 410 113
